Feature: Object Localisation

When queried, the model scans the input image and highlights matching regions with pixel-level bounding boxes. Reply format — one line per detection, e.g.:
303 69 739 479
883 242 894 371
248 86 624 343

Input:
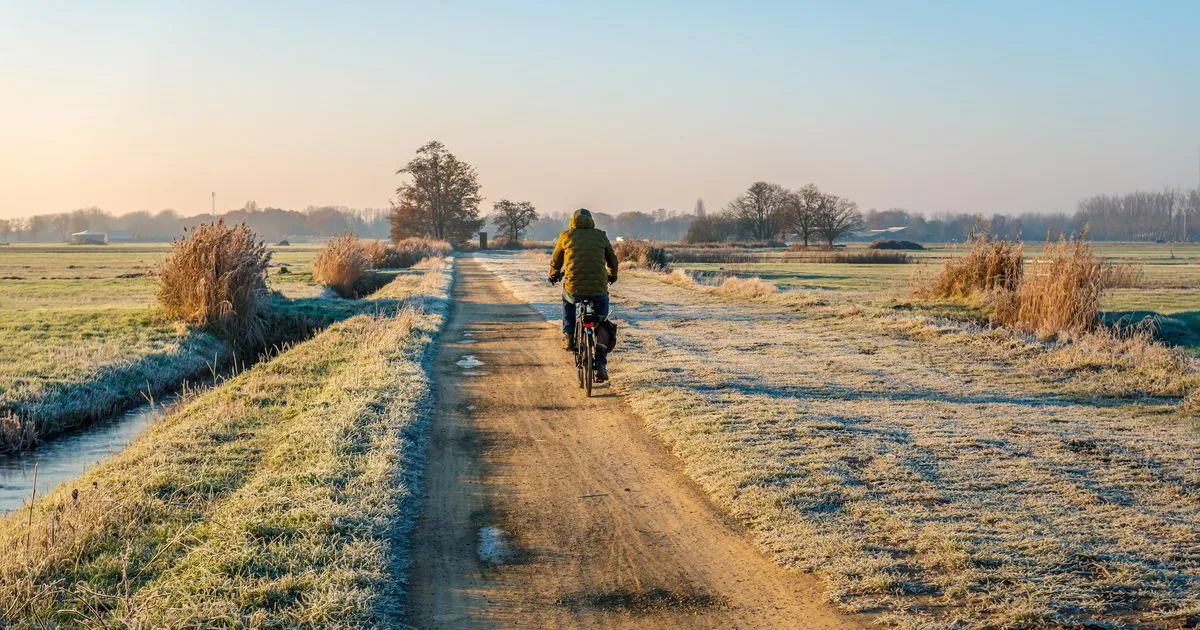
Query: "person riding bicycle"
548 208 618 382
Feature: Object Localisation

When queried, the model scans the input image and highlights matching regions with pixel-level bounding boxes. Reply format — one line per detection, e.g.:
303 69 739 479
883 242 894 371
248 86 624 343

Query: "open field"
0 257 451 626
0 243 326 308
0 243 413 449
665 242 1200 352
2 242 1197 627
482 251 1200 628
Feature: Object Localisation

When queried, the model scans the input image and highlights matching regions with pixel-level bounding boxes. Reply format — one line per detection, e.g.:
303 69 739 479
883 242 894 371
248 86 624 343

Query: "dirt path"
405 258 858 629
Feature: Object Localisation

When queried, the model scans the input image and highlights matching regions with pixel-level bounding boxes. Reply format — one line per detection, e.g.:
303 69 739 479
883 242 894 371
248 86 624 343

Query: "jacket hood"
570 209 595 230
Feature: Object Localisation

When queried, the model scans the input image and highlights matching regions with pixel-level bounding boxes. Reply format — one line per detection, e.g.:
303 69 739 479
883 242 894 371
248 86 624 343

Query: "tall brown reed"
313 234 369 297
360 239 391 268
614 239 669 270
922 229 1023 299
384 237 453 268
157 221 271 345
1100 262 1144 289
992 231 1104 339
0 413 38 452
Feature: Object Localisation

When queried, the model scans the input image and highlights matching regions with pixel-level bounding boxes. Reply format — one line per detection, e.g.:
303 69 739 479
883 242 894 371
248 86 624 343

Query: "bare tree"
726 181 789 242
491 200 539 244
815 194 864 247
786 184 824 247
694 198 706 218
685 213 737 243
390 140 484 243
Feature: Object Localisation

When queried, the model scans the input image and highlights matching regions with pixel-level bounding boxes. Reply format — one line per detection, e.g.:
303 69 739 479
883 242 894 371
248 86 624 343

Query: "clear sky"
2 1 1198 220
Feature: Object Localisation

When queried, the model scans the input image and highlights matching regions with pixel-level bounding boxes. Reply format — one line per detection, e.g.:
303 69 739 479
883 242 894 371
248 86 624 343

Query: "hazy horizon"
3 1 1199 221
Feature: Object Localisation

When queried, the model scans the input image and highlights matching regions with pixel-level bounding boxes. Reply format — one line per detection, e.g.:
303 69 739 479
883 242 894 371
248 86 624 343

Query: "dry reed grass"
0 413 37 451
156 221 271 345
385 237 453 268
1101 261 1145 288
715 276 778 299
615 239 669 270
361 239 391 268
993 233 1104 339
313 234 370 297
921 232 1023 299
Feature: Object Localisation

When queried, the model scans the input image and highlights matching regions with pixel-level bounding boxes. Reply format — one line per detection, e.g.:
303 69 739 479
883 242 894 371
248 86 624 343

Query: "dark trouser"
563 293 609 367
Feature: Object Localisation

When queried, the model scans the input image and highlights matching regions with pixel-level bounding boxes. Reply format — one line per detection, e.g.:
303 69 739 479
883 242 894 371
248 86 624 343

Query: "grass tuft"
993 232 1103 339
384 237 453 268
157 221 272 345
921 231 1023 299
312 234 370 297
615 239 669 270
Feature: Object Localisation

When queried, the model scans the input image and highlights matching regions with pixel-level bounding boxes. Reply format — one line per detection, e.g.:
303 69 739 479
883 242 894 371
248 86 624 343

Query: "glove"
607 275 618 284
548 272 563 285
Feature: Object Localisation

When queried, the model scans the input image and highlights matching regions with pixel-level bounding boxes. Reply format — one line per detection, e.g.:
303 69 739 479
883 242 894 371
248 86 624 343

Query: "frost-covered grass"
480 251 1200 628
0 257 451 626
0 244 376 450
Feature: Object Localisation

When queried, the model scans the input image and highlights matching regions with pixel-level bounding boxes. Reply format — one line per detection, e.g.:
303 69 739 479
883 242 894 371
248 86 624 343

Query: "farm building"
69 230 108 245
107 230 134 243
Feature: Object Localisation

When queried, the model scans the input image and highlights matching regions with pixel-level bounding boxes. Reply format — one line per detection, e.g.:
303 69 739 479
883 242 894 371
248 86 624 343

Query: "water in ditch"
0 399 171 516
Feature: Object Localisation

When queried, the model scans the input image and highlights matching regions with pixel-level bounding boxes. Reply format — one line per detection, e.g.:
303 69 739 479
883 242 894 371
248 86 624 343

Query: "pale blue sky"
2 1 1198 219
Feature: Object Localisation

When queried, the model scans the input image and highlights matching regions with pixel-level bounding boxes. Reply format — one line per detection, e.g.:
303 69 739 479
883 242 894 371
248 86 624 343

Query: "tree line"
5 140 1195 245
686 182 864 246
854 188 1198 243
0 204 392 244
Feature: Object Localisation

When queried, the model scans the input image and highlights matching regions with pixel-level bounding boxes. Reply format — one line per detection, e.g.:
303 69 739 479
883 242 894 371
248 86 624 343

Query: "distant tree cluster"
688 181 864 246
684 185 1200 245
0 204 391 244
858 188 1198 243
1075 189 1197 241
521 209 695 242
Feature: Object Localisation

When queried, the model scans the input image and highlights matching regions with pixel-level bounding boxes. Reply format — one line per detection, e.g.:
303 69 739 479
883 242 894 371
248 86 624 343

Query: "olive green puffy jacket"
550 210 618 296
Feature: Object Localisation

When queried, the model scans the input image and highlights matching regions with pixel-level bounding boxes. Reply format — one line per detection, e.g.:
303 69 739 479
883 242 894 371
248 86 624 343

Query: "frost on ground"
0 258 453 626
478 252 1200 628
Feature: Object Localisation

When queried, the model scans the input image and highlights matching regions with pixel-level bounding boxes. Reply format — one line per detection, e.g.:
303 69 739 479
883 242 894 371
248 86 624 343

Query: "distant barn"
70 230 108 245
107 230 134 243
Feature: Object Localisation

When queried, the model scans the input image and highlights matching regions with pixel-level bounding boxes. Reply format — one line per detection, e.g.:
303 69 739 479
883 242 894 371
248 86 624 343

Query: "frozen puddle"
456 355 484 368
478 526 511 565
458 339 479 344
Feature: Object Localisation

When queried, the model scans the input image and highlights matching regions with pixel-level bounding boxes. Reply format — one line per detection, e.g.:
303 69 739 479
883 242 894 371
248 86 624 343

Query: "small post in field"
479 232 488 250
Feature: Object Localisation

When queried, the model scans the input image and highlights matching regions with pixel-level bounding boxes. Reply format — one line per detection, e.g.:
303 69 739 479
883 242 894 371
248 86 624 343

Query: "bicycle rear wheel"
584 335 594 397
575 330 585 388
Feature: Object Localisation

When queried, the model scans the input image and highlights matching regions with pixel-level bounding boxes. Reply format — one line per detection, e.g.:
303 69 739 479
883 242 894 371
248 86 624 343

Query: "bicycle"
573 297 603 397
549 273 606 397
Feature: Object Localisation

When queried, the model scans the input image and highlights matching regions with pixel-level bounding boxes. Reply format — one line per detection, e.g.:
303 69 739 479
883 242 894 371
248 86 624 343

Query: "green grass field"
0 243 401 449
0 258 452 625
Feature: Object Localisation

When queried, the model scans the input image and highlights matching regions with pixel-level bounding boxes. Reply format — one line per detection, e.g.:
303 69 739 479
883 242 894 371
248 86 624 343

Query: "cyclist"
548 208 618 382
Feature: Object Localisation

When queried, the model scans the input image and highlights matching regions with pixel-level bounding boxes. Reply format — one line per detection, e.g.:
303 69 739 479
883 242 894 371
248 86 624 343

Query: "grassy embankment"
0 243 422 450
0 256 451 626
482 251 1199 628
